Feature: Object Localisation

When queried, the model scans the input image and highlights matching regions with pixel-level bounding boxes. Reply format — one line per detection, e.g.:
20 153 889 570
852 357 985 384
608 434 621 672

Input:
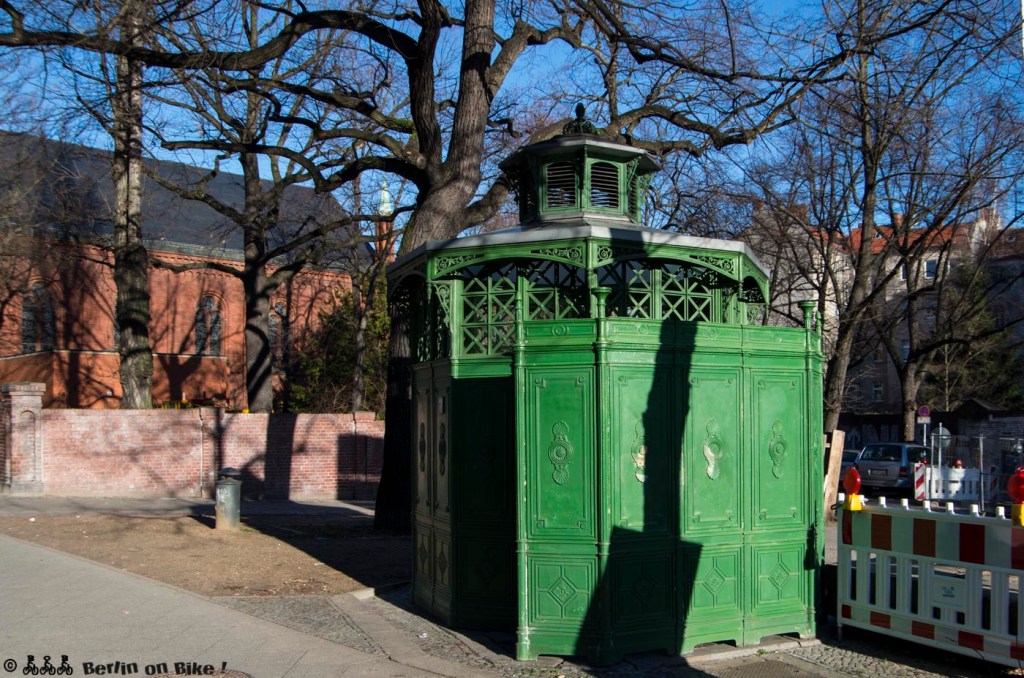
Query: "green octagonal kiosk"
388 112 825 665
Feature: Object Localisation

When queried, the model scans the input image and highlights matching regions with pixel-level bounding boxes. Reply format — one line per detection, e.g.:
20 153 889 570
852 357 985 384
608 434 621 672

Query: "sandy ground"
0 512 410 597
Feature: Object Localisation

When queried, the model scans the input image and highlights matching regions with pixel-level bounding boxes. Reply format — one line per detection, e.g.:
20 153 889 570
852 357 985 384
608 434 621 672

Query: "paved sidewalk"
0 534 495 678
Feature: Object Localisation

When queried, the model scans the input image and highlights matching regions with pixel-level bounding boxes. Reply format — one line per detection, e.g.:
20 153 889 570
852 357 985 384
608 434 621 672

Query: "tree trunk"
373 0 507 530
374 289 412 532
373 198 468 530
350 287 366 413
243 266 275 413
240 148 276 413
823 34 880 434
822 339 853 434
111 13 152 409
901 364 921 442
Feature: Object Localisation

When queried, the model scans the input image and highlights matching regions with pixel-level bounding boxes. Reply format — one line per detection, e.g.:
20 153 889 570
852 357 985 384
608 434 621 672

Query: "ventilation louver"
590 162 619 209
546 162 577 208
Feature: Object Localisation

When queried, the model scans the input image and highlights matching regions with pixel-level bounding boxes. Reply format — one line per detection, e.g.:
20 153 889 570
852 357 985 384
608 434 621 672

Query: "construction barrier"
912 464 981 502
914 463 926 501
837 500 1024 668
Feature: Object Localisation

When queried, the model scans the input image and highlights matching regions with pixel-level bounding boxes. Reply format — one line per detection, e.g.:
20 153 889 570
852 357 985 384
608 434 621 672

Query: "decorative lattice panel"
402 283 431 362
598 261 654 319
462 264 518 355
525 260 587 321
431 284 452 359
660 264 716 322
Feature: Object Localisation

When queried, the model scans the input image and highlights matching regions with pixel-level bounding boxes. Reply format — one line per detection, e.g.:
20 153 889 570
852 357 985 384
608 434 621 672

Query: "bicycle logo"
22 656 73 676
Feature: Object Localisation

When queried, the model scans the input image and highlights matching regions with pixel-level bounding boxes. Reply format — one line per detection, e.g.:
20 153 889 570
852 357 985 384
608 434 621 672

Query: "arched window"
194 295 222 355
268 301 290 372
21 283 55 353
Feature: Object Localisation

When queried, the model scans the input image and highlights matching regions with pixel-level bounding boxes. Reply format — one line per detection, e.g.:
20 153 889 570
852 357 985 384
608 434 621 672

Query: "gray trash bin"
215 467 242 530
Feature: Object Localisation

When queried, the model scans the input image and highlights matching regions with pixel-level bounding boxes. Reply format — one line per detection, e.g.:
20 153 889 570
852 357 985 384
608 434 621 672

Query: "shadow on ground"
193 510 411 592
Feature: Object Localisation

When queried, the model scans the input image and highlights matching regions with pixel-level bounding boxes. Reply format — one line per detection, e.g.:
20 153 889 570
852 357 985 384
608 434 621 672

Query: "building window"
872 381 884 402
194 295 222 355
900 339 910 361
900 264 908 281
268 301 290 372
21 283 55 353
924 259 938 279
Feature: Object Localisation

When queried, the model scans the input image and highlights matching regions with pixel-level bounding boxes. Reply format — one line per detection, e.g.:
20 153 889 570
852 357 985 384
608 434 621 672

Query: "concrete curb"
347 581 412 601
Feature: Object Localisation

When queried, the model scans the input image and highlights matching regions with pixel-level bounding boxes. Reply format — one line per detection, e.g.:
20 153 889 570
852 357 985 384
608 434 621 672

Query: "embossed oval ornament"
548 421 575 485
703 419 724 480
768 420 787 478
630 420 647 483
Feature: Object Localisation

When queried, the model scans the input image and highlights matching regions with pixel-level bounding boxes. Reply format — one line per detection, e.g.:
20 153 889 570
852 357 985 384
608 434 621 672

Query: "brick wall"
211 411 384 500
0 400 7 486
958 417 1024 441
1 385 383 499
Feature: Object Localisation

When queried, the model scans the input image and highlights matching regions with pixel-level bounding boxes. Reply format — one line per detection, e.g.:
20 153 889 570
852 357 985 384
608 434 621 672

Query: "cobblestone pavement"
209 586 1024 678
214 595 385 657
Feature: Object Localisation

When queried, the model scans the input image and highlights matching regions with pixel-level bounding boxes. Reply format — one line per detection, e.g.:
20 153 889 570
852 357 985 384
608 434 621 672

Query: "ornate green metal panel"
751 372 807 530
524 367 596 542
411 367 432 613
682 368 743 539
524 556 596 658
609 368 674 536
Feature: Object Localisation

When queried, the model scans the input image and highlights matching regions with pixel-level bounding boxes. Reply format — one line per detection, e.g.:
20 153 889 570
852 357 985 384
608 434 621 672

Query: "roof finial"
562 103 600 135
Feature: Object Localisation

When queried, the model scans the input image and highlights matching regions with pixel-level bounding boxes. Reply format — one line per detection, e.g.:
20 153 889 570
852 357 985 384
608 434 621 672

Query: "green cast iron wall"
411 313 823 665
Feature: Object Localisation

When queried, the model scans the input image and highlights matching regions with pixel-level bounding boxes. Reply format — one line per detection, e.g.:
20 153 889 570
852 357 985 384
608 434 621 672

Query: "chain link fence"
925 433 1024 511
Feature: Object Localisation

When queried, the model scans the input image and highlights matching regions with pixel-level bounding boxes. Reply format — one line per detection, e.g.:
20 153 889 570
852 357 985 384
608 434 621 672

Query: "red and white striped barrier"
838 501 1023 667
911 464 981 502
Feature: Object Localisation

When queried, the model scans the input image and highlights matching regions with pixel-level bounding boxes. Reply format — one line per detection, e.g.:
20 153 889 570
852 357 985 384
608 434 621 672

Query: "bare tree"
733 0 1024 439
109 2 153 408
0 1 164 406
137 2 387 413
867 87 1024 436
0 0 871 527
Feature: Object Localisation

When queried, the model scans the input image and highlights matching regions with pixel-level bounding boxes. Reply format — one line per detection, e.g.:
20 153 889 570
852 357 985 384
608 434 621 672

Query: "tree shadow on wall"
571 315 699 666
201 410 410 591
337 424 383 501
204 408 294 500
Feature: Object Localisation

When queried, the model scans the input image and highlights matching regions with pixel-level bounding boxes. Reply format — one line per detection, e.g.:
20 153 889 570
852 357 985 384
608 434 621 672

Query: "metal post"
979 436 985 515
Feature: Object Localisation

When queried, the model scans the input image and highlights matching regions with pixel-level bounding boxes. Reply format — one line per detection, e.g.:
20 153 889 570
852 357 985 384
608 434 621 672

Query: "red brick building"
0 134 354 409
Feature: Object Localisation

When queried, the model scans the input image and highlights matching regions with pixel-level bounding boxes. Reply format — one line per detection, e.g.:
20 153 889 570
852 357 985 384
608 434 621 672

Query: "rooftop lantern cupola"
500 104 659 226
